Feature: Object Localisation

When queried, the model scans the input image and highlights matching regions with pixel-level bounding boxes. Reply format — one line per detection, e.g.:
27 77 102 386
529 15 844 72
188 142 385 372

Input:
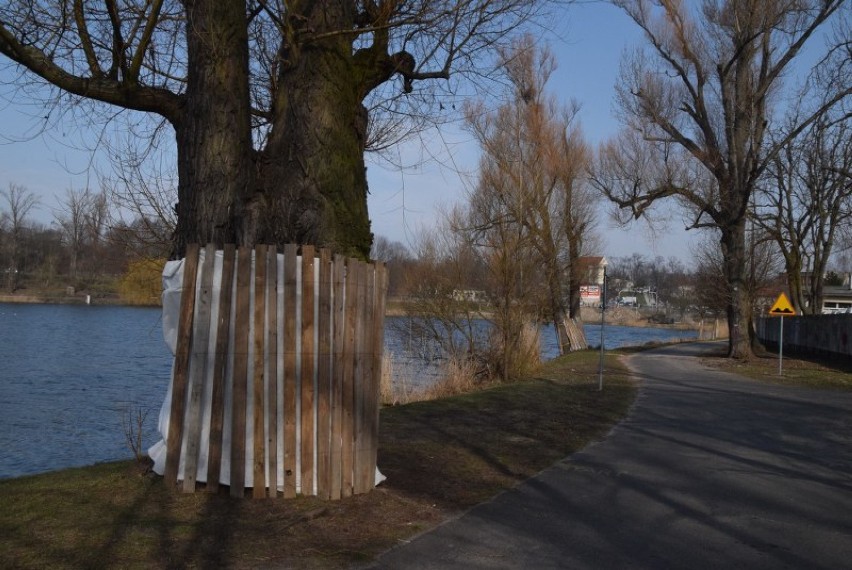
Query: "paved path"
368 342 852 569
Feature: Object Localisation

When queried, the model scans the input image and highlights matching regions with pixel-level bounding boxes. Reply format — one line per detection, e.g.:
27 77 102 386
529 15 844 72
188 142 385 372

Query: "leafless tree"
0 1 558 259
589 0 849 358
464 36 597 354
755 115 852 314
86 191 110 249
1 183 39 291
400 224 491 371
371 235 412 295
54 188 91 280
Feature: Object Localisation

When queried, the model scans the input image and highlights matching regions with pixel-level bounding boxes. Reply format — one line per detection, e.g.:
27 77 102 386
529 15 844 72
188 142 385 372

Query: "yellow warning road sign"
768 292 796 316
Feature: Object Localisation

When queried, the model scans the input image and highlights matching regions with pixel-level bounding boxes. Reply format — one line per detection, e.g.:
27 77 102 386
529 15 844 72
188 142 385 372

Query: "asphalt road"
367 342 852 569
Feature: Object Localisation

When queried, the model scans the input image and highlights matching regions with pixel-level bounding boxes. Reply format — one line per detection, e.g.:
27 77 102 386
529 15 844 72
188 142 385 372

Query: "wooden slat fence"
163 243 387 499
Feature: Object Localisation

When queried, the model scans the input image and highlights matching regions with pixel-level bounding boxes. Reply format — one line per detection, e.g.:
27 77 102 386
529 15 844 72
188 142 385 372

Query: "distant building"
822 273 852 314
576 256 607 306
452 289 487 303
760 272 852 314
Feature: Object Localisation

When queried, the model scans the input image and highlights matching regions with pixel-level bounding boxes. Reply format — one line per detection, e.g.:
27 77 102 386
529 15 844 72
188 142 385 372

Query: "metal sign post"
778 315 784 376
598 266 606 392
768 292 795 377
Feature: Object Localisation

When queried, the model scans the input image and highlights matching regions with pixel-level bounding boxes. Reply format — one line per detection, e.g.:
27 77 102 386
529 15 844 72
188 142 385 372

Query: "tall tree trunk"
257 50 371 258
172 0 254 257
567 239 583 319
784 254 806 314
720 220 753 358
544 272 570 354
252 5 373 259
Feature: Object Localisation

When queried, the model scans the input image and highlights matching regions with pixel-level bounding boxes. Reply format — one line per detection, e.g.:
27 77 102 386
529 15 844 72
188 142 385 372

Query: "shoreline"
2 294 704 330
0 294 157 308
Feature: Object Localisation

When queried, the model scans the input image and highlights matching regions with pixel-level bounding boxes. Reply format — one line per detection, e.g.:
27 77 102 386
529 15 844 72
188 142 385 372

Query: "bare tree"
401 223 492 372
0 183 39 291
756 115 852 314
590 0 849 358
0 1 556 258
371 235 412 296
464 36 597 354
457 190 542 380
86 191 110 250
54 188 91 280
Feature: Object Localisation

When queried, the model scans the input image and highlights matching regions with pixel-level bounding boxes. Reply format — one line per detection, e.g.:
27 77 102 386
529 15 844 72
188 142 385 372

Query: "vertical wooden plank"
182 244 217 492
266 246 279 497
330 254 346 500
283 244 298 498
252 245 268 498
341 259 358 497
300 245 316 495
164 243 200 485
357 263 376 493
353 261 369 494
360 261 373 492
207 244 235 494
230 246 252 498
315 249 332 499
369 263 388 491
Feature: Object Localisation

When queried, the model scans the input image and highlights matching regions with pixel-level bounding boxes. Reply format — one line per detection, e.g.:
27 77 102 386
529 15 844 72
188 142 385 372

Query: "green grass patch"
0 350 634 569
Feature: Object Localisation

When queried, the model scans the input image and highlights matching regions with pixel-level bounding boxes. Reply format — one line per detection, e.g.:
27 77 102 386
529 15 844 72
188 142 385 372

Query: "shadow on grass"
0 355 636 569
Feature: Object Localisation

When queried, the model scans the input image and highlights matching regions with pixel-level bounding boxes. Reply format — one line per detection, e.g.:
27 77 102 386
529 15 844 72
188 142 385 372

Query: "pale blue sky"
3 1 818 264
365 1 697 261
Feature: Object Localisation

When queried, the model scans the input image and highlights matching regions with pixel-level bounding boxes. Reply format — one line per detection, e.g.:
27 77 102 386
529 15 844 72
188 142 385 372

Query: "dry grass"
0 349 635 570
383 320 542 405
418 355 480 400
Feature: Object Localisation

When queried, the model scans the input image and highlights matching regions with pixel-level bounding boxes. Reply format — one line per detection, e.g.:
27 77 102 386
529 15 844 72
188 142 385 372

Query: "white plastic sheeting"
148 248 385 493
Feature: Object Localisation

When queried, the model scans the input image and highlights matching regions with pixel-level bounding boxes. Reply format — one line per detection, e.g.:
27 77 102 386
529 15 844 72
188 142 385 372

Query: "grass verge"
700 349 852 390
0 350 634 569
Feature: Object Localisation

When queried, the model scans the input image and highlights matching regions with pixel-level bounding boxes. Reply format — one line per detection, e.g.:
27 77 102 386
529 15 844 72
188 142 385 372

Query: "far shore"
0 293 155 307
1 293 708 331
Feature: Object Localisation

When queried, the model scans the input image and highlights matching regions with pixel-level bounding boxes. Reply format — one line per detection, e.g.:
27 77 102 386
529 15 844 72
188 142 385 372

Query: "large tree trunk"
172 0 254 257
784 254 806 314
169 2 385 259
720 220 754 359
251 5 373 259
545 276 571 355
256 49 372 258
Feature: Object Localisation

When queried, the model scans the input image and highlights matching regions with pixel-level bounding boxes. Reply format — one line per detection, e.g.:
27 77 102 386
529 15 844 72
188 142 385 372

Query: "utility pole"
598 266 607 391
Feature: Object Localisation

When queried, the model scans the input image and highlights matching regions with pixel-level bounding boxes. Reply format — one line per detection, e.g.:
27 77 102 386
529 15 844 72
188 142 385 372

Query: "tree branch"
128 0 165 83
73 0 103 78
0 22 182 123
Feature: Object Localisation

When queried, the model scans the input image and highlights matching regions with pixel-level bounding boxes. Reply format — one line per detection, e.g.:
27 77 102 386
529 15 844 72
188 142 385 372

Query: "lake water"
0 304 696 479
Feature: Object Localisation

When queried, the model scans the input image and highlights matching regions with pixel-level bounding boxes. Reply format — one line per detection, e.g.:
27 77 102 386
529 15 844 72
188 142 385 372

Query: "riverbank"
1 293 709 335
0 349 635 569
0 293 136 306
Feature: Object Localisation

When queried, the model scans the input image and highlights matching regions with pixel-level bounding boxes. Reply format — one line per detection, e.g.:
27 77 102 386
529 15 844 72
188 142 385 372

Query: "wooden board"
266 246 279 497
163 243 200 485
282 244 298 498
330 254 346 500
206 244 235 493
357 263 376 493
300 245 316 495
252 245 268 498
340 259 358 497
353 261 368 494
182 243 217 492
368 263 388 492
315 249 332 499
230 246 252 498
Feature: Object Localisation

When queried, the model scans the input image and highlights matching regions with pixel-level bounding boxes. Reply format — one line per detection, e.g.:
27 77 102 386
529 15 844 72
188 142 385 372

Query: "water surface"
0 304 696 479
